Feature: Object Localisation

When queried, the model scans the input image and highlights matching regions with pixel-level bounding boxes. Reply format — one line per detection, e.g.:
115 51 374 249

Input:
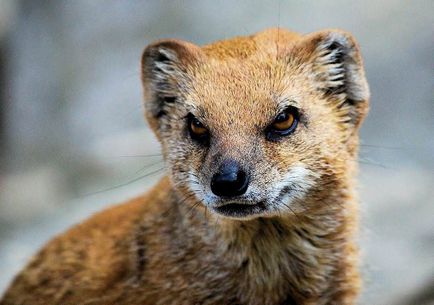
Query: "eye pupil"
193 119 203 127
275 113 288 123
191 120 206 132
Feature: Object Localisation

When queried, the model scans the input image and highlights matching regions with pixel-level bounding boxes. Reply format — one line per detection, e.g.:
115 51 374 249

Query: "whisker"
181 192 202 216
178 193 196 205
360 144 402 150
215 214 221 227
186 202 201 217
118 153 163 158
204 206 209 224
282 202 301 222
170 192 196 213
356 157 393 170
133 160 165 176
170 192 201 218
81 167 165 197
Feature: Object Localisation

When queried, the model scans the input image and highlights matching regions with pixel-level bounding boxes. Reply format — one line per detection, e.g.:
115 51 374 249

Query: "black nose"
211 161 249 197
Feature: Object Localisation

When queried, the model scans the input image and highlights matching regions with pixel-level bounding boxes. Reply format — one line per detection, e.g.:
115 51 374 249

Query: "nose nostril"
210 167 249 198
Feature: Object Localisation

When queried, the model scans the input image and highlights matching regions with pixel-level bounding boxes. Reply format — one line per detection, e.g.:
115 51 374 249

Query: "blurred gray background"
0 1 433 304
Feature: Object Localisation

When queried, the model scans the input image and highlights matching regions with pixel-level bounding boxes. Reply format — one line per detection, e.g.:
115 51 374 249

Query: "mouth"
212 201 267 218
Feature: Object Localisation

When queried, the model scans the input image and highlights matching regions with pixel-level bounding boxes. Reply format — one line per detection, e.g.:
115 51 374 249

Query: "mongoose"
1 28 369 305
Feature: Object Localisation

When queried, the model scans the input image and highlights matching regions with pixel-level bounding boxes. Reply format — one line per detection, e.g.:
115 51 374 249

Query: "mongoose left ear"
298 30 370 127
141 39 203 137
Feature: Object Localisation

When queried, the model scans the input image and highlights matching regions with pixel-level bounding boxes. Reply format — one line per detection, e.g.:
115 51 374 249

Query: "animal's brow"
181 103 206 120
276 98 298 113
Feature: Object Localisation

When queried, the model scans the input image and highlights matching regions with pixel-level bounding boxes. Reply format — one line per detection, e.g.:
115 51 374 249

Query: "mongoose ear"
298 30 370 127
141 39 203 135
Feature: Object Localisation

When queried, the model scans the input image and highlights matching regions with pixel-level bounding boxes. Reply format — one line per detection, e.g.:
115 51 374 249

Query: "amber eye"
266 106 299 141
190 119 207 135
272 112 295 131
187 113 209 143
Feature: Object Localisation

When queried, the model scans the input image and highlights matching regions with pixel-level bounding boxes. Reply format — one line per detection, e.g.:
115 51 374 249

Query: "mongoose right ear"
295 30 370 128
141 39 203 136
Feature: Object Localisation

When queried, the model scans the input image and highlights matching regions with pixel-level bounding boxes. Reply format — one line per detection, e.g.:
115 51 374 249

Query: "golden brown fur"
1 28 369 305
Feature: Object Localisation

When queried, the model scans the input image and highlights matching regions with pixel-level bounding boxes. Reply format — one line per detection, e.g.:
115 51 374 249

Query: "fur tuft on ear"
141 40 203 135
300 30 370 126
314 31 369 101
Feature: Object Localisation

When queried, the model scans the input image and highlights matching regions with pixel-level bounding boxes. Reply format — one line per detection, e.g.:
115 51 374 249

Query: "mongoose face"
141 29 369 220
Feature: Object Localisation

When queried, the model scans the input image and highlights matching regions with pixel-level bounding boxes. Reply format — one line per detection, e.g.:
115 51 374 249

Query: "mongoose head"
141 28 369 220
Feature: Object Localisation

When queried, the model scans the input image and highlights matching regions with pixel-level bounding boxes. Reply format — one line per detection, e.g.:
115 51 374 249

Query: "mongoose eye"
187 113 209 143
190 118 207 135
267 106 299 140
273 112 295 131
